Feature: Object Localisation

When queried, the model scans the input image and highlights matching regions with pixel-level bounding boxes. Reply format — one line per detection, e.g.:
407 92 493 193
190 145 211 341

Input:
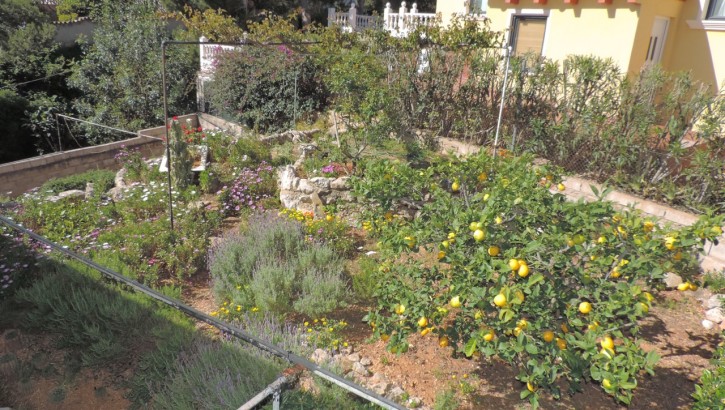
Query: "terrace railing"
328 2 437 37
199 36 242 73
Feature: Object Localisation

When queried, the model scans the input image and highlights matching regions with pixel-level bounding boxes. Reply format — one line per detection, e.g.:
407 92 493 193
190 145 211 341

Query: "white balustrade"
199 36 242 73
328 2 436 36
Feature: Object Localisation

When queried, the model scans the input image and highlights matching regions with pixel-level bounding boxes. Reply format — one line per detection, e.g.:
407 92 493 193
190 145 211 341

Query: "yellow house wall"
667 0 725 90
435 0 468 27
629 0 684 74
485 0 641 72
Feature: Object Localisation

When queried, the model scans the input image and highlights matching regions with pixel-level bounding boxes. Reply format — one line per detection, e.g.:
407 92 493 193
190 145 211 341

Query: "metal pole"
237 375 288 410
493 46 512 159
55 113 62 152
162 41 175 232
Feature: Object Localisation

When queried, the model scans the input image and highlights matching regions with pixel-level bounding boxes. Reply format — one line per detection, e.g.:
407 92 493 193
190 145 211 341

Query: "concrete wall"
0 136 163 198
53 18 95 47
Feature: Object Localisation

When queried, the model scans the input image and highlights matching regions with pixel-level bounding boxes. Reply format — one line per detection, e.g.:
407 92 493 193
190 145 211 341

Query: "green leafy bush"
354 153 723 407
39 169 115 194
208 44 327 132
209 212 347 317
693 335 725 409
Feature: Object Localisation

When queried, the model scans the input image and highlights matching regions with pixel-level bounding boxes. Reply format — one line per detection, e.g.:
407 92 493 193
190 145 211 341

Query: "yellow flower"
304 321 309 326
251 306 259 312
343 342 349 347
308 328 313 333
210 311 218 316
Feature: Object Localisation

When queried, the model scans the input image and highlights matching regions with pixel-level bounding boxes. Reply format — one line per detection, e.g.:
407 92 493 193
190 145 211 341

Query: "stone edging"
557 175 725 273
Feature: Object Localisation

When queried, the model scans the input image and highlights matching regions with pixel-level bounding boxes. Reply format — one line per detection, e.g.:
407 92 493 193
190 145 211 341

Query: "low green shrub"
39 169 116 194
693 334 725 409
150 339 283 410
209 212 347 317
351 256 381 301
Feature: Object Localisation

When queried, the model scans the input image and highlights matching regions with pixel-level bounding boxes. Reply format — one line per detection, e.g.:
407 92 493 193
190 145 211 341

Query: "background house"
434 0 725 91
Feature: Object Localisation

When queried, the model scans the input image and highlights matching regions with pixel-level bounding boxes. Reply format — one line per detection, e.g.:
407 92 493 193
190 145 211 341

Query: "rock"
365 251 377 256
706 294 725 309
330 177 350 190
309 177 331 191
47 189 85 202
346 353 361 363
311 348 330 365
187 201 208 210
705 307 725 324
339 357 354 374
297 180 316 195
371 381 390 396
664 272 683 289
369 372 389 385
278 165 297 190
360 357 372 366
340 345 353 355
114 167 127 188
702 319 715 330
85 182 95 199
408 396 424 408
352 361 370 377
387 386 406 401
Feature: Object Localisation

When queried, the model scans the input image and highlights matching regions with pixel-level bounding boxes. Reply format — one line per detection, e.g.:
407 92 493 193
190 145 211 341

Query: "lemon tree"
353 153 723 407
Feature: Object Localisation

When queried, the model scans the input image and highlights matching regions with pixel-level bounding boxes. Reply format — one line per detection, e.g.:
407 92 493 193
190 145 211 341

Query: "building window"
708 0 725 19
510 16 547 56
470 0 488 14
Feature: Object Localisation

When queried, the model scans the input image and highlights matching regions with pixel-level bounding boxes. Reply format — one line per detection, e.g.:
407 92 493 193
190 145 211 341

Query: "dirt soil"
346 290 720 410
0 329 130 410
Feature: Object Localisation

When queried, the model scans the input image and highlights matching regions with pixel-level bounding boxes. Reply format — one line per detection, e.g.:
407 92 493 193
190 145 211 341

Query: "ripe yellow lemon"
493 293 507 307
418 317 428 328
395 304 406 315
578 301 592 314
438 336 450 347
566 238 575 247
557 183 566 191
513 327 522 336
597 236 607 244
689 283 699 291
602 379 612 389
438 251 446 260
643 292 654 302
420 327 432 336
712 226 723 236
381 334 390 342
474 310 483 320
517 319 529 329
527 382 537 392
677 282 690 291
441 240 450 249
638 302 649 313
556 338 567 350
483 330 495 342
483 193 490 201
543 330 555 343
473 229 486 242
588 321 599 331
600 336 614 350
451 181 460 192
488 246 500 257
469 221 479 231
643 221 655 232
450 296 462 308
495 216 503 225
448 232 456 240
518 264 530 278
325 214 334 222
509 259 521 271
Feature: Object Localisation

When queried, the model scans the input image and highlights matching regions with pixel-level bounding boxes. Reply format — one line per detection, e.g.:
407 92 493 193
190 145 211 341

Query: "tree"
68 0 198 143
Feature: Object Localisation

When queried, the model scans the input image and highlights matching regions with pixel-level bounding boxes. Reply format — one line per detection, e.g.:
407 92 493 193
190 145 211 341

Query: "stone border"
557 175 725 272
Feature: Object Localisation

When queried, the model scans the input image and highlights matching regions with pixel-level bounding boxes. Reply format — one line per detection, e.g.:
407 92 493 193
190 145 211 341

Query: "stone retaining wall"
278 165 353 215
558 175 725 272
0 136 163 198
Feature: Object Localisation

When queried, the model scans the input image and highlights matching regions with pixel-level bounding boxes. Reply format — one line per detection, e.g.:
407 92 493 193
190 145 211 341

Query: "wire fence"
0 215 404 410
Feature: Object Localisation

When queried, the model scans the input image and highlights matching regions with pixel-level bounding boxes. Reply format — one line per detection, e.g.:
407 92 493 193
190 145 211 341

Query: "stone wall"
0 136 163 198
558 175 725 272
278 165 353 214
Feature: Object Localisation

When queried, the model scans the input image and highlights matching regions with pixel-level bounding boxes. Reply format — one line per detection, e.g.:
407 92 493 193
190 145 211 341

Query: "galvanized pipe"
237 375 288 410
